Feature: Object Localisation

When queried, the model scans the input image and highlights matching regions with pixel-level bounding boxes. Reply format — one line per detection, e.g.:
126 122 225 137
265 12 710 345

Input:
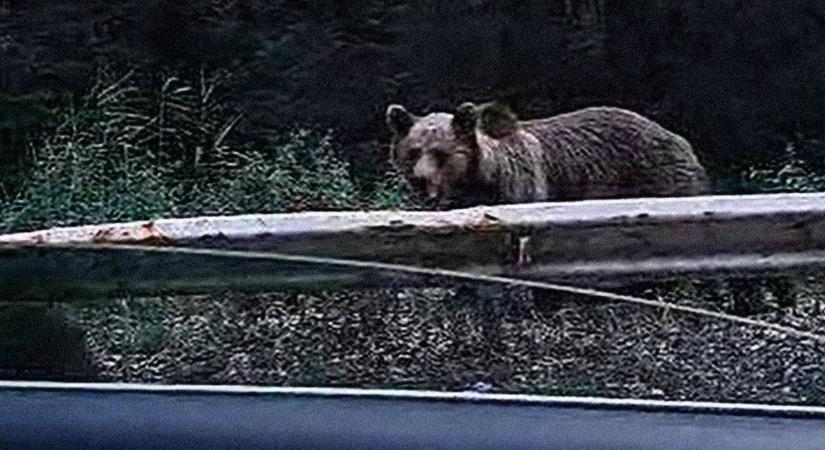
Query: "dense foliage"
0 69 413 232
2 0 824 188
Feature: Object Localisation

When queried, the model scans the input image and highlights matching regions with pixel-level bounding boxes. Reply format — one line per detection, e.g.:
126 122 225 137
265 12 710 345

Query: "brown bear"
386 101 710 206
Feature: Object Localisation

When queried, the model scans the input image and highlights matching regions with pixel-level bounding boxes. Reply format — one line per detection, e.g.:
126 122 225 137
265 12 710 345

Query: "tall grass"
0 67 414 233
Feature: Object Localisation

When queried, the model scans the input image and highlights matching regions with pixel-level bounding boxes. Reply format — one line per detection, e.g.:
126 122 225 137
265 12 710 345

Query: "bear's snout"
409 175 441 200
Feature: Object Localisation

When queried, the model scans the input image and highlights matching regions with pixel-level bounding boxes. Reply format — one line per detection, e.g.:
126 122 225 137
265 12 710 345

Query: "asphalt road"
1 390 825 450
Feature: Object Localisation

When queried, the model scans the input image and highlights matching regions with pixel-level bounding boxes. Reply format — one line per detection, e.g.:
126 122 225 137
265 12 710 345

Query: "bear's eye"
407 147 422 160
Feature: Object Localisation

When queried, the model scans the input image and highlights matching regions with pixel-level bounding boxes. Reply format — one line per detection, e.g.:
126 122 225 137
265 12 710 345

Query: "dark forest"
1 0 825 226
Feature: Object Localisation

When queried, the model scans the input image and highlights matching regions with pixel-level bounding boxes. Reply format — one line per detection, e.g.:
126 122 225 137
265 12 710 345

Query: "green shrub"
0 105 179 232
0 67 415 233
367 169 419 210
741 144 825 193
171 131 362 217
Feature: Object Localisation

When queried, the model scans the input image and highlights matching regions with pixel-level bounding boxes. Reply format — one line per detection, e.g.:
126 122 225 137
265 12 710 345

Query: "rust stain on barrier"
135 221 175 245
466 213 503 233
90 221 175 246
90 227 119 243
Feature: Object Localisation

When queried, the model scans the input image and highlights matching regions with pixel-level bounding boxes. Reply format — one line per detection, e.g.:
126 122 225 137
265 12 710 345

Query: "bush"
740 142 825 194
366 169 420 210
0 67 415 233
171 131 363 217
0 104 179 232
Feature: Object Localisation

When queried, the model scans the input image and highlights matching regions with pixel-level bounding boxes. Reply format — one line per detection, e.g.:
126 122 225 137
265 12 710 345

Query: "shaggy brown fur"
386 102 710 205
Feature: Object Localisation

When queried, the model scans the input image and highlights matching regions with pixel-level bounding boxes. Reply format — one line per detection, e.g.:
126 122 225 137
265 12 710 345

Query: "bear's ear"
386 104 415 136
478 102 519 139
452 102 479 133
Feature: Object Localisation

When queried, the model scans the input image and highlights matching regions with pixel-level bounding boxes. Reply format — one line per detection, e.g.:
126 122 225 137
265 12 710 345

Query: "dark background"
2 0 825 189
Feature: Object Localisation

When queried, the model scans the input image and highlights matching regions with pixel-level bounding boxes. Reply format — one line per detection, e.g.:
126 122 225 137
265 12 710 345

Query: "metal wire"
77 243 825 344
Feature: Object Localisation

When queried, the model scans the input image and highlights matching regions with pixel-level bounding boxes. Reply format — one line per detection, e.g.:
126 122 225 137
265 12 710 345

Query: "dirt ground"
55 272 825 406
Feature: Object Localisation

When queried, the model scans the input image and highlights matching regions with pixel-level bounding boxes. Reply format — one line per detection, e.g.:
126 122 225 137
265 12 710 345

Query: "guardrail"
3 192 825 301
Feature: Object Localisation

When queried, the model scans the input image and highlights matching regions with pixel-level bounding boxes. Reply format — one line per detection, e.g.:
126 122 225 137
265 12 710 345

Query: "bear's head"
385 101 519 204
